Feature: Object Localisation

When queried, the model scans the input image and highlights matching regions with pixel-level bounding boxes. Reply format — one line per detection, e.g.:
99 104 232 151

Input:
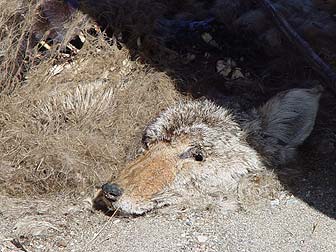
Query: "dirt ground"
1 1 336 251
1 193 335 252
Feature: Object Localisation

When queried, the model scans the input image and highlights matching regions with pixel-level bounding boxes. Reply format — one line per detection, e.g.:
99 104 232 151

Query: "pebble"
216 60 231 77
270 199 280 207
231 68 244 79
201 33 213 43
286 197 298 206
197 235 208 243
216 58 243 79
185 220 193 226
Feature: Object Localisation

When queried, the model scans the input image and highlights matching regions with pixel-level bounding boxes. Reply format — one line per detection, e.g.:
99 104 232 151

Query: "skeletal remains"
94 86 322 215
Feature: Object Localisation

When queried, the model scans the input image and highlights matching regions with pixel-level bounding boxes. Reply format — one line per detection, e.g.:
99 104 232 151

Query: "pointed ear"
258 86 322 149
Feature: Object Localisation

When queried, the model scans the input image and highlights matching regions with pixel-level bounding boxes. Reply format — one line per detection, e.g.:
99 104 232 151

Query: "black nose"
101 183 123 201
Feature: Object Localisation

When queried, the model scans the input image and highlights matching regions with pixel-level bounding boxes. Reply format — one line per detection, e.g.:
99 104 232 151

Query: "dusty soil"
1 193 335 252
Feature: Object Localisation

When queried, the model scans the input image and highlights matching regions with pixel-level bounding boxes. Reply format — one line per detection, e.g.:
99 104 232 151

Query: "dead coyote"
94 87 322 215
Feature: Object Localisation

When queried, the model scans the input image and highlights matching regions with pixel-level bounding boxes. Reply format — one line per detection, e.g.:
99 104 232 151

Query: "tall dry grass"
0 1 180 197
0 0 36 92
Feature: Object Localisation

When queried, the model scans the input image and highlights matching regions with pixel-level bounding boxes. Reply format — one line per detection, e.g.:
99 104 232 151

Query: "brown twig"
259 0 336 95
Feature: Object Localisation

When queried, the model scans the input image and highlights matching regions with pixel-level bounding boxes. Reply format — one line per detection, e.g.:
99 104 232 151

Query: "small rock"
286 197 298 206
231 68 244 79
216 60 231 77
270 199 280 207
217 58 241 79
185 220 193 226
201 33 213 43
197 235 208 243
113 219 121 224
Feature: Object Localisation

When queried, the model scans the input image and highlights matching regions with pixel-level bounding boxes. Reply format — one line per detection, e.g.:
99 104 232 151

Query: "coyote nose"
101 183 123 201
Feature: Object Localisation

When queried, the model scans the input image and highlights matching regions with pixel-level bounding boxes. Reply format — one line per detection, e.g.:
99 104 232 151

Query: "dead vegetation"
0 0 35 92
0 2 179 197
0 0 88 93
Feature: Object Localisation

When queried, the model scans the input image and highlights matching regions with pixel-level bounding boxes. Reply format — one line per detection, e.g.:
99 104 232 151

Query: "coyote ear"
259 86 322 149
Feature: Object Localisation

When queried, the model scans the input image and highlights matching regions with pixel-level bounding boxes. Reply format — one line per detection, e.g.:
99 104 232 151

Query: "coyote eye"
193 153 203 161
179 147 205 161
192 149 204 162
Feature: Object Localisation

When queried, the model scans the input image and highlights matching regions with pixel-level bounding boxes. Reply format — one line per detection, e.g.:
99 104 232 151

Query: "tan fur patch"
115 142 180 200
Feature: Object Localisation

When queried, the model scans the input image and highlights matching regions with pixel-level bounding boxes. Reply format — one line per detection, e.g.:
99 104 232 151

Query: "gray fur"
96 87 322 215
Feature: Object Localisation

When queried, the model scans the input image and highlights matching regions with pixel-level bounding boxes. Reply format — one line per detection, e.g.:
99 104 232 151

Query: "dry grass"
0 0 89 93
0 2 180 197
0 0 35 92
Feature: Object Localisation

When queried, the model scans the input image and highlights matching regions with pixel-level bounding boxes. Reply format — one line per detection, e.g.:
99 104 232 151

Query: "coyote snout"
93 87 322 215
